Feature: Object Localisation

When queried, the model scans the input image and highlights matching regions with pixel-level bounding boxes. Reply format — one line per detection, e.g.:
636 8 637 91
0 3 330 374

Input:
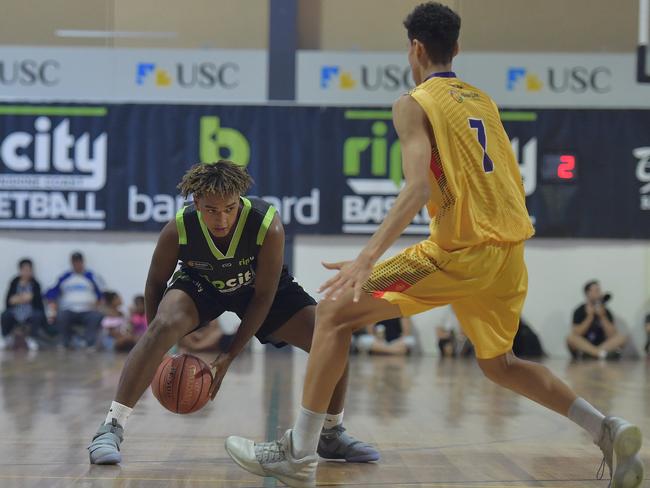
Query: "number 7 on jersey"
468 118 495 173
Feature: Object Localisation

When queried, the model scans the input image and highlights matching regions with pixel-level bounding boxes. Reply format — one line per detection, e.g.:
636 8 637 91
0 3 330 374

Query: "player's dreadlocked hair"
178 160 254 198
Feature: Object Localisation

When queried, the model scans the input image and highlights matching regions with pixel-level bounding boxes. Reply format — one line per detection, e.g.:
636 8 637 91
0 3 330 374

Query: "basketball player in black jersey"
88 161 378 465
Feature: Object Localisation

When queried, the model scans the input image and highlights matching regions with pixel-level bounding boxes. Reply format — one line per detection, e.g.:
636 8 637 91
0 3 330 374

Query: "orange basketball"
151 353 213 414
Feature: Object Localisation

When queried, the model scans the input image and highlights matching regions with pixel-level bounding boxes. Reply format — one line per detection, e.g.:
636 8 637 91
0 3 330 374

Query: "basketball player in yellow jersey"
225 3 644 487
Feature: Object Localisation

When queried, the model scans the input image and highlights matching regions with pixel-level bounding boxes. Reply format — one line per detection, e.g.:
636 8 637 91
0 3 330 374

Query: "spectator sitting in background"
1 258 46 351
180 311 241 354
46 251 103 350
435 305 473 358
352 317 417 356
512 317 546 358
128 295 148 339
99 291 137 352
567 280 628 360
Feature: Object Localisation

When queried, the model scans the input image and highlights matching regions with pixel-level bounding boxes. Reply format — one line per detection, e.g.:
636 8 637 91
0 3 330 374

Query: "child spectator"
128 295 147 338
100 291 136 352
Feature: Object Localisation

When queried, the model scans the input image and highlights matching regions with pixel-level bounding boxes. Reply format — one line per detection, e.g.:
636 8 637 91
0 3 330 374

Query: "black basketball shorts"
167 269 316 347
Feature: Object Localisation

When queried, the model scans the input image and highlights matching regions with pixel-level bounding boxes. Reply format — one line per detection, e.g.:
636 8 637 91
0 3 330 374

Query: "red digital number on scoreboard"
558 155 576 180
542 153 578 182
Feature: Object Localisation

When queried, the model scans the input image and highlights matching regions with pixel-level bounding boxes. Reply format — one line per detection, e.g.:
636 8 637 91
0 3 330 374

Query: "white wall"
524 239 649 357
0 231 157 310
1 231 648 357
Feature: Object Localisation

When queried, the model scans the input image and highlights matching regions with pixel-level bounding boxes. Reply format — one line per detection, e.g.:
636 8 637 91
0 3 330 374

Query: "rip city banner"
0 104 649 238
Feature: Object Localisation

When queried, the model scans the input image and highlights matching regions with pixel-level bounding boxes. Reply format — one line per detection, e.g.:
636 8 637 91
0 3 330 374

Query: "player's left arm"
320 95 432 301
364 95 432 256
209 213 284 399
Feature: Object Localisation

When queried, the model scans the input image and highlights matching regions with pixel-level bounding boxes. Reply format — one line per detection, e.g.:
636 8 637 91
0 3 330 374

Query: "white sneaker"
25 337 39 351
225 429 317 488
596 416 644 488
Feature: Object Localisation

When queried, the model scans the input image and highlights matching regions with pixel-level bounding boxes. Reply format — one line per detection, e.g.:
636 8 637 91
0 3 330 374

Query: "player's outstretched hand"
319 254 373 302
209 353 232 401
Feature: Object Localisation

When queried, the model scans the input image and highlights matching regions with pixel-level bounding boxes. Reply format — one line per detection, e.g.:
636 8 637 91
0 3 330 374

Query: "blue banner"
0 104 649 238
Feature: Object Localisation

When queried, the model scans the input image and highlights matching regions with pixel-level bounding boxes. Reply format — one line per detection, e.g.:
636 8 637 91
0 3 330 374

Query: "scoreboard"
502 110 650 238
541 154 577 182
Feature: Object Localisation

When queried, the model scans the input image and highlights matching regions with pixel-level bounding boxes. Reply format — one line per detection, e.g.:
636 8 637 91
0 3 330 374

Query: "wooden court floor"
0 348 648 488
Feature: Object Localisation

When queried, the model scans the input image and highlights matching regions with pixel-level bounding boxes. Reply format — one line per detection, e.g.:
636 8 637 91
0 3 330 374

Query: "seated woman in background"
179 319 224 352
100 291 137 352
352 316 417 356
179 311 241 353
1 258 47 351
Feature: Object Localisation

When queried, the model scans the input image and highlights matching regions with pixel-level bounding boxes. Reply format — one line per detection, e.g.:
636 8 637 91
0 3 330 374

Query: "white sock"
323 410 344 430
105 401 133 428
291 406 326 458
567 397 605 442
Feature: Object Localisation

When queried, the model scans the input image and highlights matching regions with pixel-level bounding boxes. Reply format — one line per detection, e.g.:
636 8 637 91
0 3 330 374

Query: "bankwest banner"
297 51 650 108
0 47 267 104
0 104 649 237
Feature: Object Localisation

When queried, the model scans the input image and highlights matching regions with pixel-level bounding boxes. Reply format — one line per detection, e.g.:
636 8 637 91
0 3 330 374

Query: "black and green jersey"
174 197 280 296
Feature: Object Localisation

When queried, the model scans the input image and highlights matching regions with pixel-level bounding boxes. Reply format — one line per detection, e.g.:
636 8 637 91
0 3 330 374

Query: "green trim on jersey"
256 206 277 245
176 206 188 245
197 196 252 260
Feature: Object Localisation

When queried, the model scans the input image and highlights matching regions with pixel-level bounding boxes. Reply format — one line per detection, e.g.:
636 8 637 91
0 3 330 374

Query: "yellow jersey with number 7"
408 72 534 251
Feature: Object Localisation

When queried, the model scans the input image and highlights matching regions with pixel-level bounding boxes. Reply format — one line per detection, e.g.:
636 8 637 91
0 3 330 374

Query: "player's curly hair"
403 2 460 65
177 160 254 198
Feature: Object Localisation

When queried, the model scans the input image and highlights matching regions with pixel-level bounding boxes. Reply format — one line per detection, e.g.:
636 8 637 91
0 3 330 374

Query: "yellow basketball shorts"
363 239 528 359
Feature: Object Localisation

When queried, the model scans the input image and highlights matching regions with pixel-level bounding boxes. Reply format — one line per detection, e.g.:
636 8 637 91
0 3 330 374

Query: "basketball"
151 354 213 414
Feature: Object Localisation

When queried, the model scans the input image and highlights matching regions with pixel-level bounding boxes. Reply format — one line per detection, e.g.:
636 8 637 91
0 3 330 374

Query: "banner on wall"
0 103 649 237
296 51 650 108
0 47 267 104
3 46 649 107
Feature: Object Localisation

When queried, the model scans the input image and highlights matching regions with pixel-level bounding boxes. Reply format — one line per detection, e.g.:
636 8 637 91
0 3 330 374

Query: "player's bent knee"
477 354 512 385
315 300 344 328
316 300 368 327
315 300 367 333
147 315 186 345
